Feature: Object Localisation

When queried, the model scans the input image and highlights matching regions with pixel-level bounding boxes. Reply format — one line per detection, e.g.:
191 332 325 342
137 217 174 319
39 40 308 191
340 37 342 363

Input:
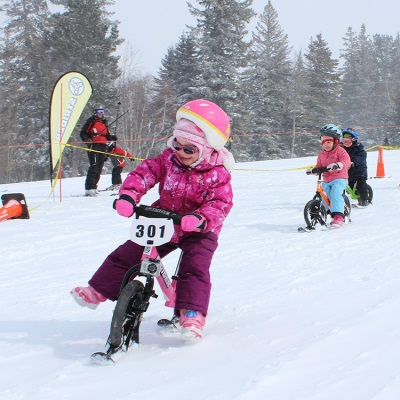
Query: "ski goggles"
95 109 105 114
172 139 199 154
342 137 353 144
321 138 335 145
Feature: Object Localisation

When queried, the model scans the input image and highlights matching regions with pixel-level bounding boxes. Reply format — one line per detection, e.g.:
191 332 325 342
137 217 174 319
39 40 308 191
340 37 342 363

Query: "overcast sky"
111 0 400 75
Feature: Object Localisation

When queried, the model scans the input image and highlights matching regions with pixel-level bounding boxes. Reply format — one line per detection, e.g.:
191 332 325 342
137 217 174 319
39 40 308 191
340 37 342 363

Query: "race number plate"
129 217 174 246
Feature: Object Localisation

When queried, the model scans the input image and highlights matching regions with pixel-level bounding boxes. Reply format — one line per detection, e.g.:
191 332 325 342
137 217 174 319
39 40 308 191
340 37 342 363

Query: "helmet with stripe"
176 99 231 151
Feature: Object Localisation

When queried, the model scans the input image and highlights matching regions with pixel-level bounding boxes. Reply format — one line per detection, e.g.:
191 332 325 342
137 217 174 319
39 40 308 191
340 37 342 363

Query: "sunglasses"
172 139 199 155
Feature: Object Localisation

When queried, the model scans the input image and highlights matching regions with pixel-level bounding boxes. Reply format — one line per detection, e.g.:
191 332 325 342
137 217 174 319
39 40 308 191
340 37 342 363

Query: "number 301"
135 224 166 239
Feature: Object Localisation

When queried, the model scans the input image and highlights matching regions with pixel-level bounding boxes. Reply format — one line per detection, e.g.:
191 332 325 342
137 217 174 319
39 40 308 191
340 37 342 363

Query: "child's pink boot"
179 309 206 340
70 286 107 309
330 214 344 227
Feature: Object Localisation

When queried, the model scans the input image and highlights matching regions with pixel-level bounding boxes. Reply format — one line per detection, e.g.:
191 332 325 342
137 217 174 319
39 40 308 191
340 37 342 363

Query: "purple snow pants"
89 232 219 316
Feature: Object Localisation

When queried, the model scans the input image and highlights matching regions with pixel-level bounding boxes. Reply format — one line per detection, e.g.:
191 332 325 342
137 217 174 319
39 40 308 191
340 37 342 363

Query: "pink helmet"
176 99 231 151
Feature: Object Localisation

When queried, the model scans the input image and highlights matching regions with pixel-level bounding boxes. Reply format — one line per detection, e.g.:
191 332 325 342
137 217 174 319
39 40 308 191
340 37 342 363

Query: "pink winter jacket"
315 145 352 183
120 148 233 243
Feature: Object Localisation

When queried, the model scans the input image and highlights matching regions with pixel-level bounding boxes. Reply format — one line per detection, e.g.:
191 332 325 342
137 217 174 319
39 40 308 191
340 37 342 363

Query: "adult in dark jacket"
341 128 369 207
80 104 117 196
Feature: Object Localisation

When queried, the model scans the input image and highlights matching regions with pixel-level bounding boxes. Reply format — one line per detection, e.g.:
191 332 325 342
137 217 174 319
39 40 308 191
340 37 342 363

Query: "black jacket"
344 142 368 180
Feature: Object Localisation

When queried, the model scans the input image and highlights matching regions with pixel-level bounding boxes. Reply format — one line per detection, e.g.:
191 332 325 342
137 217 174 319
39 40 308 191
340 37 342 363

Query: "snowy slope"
1 149 400 400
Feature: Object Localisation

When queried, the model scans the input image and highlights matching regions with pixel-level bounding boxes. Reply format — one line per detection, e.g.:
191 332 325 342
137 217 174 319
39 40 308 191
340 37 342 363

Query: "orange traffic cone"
375 146 385 178
0 193 30 221
0 199 23 222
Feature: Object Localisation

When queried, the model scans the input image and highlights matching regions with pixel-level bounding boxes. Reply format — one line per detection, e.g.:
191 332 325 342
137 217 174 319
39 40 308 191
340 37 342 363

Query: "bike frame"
119 205 183 308
139 245 177 308
345 184 359 200
314 174 331 209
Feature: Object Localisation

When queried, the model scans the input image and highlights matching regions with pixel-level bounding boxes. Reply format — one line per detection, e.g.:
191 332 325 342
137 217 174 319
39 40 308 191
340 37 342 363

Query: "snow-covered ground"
1 149 400 400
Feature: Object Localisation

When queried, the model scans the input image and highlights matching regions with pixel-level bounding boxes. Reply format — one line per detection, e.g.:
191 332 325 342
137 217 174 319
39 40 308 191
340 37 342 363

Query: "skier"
71 99 235 340
80 104 117 196
306 124 351 227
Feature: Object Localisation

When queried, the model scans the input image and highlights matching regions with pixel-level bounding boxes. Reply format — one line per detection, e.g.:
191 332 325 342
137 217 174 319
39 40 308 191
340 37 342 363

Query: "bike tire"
343 193 351 217
351 182 374 204
108 280 145 350
304 199 327 228
366 184 373 203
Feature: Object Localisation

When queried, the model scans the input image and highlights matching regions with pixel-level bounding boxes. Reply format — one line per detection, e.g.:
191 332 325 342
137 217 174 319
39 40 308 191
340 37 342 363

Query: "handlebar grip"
312 166 329 173
135 205 182 225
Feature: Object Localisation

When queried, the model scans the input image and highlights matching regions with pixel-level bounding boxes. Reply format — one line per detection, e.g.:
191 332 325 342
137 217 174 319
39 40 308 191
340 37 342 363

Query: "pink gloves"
113 190 137 217
181 213 206 232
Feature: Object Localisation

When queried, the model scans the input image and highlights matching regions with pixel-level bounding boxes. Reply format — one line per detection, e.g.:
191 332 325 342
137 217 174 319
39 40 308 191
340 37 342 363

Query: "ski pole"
114 101 121 136
94 109 130 136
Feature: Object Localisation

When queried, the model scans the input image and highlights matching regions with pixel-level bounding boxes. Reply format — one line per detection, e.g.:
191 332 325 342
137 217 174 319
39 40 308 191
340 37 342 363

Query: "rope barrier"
63 142 145 161
233 146 400 172
2 122 400 152
4 140 400 216
25 164 61 213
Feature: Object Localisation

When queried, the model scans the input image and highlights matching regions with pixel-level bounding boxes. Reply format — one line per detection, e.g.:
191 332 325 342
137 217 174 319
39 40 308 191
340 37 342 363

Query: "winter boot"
70 286 107 309
330 214 344 227
179 309 206 340
85 189 97 197
357 199 369 208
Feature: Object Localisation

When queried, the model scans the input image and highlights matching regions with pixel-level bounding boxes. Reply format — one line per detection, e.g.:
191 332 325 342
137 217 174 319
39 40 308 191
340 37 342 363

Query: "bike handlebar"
312 166 329 174
135 205 182 225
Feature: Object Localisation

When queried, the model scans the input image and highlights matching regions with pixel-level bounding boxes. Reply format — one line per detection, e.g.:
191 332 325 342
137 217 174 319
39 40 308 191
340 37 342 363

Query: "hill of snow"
1 149 399 400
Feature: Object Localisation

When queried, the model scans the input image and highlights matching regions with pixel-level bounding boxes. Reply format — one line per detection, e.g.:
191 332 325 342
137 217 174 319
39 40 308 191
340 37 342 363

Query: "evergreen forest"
1 0 400 184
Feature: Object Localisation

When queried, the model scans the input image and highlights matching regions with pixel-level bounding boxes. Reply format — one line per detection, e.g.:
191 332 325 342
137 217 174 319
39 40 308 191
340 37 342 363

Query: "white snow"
1 149 400 400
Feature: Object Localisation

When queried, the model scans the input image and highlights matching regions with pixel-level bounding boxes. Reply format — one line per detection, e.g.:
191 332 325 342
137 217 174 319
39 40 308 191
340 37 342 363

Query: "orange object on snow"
0 193 30 222
375 146 385 178
0 199 23 222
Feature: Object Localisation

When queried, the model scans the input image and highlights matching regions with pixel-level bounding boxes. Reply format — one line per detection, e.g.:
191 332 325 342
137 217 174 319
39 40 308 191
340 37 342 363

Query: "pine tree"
47 0 123 177
288 51 314 157
387 33 400 145
173 34 201 106
243 1 292 160
304 33 341 129
355 25 379 130
48 0 122 110
188 0 255 127
372 33 398 143
0 0 53 182
339 25 378 133
338 27 362 127
153 32 200 133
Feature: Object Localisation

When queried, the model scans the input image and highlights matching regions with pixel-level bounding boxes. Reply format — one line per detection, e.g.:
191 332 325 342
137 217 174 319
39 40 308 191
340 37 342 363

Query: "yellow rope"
23 143 399 215
64 142 145 161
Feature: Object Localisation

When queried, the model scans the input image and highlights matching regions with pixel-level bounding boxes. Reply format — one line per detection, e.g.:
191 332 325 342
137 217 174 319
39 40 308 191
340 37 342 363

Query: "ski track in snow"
1 150 400 399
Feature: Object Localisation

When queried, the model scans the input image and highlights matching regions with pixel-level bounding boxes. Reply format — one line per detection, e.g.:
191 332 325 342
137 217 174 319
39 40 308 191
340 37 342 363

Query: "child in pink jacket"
306 124 351 227
71 99 234 340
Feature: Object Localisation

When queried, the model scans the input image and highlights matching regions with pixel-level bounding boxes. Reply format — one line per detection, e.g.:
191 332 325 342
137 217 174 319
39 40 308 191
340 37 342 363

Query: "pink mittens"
113 190 137 217
181 213 206 232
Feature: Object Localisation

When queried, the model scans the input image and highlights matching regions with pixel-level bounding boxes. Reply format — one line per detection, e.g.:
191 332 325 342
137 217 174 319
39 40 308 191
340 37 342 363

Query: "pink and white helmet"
176 99 231 151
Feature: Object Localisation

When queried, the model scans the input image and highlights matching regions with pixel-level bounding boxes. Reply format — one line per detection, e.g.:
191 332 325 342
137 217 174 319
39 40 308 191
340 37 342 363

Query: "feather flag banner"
49 71 92 174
